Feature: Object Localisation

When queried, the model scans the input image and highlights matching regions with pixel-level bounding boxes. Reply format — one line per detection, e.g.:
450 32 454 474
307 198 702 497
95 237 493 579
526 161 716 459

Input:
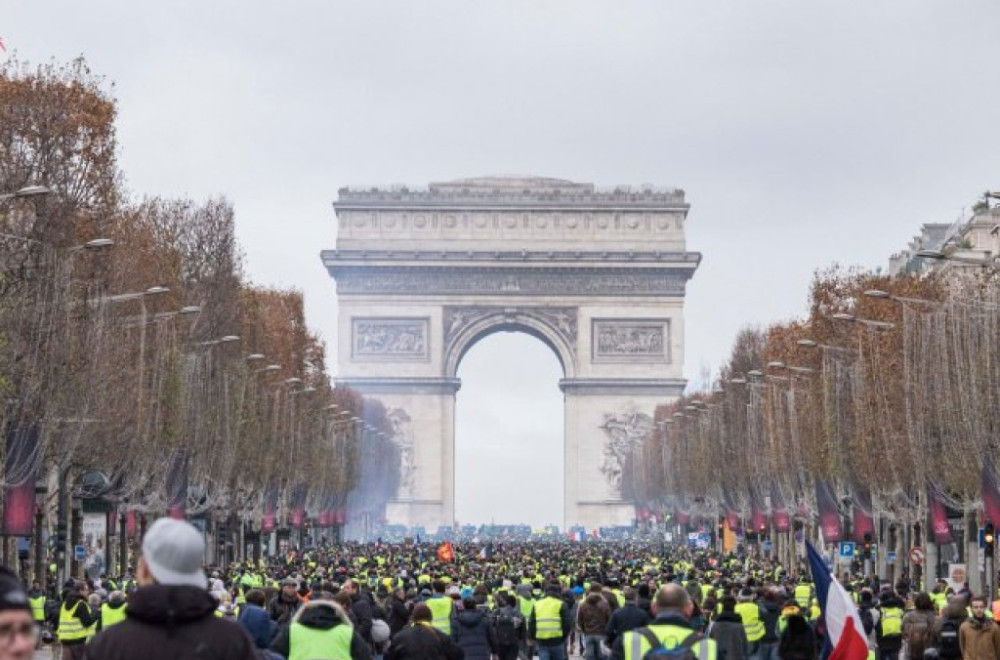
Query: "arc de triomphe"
322 176 700 530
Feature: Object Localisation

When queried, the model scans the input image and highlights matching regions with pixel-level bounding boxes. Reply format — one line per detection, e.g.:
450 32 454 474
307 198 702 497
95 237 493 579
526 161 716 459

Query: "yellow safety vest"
289 621 353 660
58 602 93 643
880 607 903 636
518 595 534 619
735 602 765 642
533 596 564 640
623 623 717 660
794 584 813 609
427 596 453 635
101 603 127 629
29 595 46 622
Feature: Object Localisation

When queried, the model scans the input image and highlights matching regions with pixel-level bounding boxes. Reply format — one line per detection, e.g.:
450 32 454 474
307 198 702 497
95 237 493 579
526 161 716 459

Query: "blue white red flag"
806 541 868 660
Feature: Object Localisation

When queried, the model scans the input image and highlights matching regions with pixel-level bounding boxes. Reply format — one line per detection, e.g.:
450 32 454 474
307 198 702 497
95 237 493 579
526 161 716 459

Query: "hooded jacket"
454 608 497 660
385 621 466 660
81 584 257 660
709 610 750 660
270 599 372 660
238 602 278 649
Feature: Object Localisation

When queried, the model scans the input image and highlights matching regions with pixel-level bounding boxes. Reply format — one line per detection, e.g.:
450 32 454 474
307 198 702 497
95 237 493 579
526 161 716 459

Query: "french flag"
807 542 869 660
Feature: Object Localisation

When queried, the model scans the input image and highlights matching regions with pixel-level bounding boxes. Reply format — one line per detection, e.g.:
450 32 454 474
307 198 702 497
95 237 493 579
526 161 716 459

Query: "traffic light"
985 523 995 554
863 532 873 559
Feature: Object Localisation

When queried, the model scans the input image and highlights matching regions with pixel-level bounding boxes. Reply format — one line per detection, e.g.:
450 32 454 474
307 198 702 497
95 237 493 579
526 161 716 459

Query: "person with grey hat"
81 517 256 660
0 567 37 660
268 576 302 625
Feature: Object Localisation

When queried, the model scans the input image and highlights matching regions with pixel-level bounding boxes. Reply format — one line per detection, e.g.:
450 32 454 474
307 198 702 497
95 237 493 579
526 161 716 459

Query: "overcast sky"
5 1 1000 526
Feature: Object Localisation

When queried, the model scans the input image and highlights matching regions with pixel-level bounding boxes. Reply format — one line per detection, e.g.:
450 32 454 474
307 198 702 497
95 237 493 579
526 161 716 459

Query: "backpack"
937 619 961 659
637 628 704 660
494 610 521 647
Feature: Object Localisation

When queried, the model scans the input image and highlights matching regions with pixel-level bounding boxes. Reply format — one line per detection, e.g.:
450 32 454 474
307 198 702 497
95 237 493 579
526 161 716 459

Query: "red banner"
928 487 954 545
983 466 1000 527
2 422 39 536
815 480 843 543
437 540 455 563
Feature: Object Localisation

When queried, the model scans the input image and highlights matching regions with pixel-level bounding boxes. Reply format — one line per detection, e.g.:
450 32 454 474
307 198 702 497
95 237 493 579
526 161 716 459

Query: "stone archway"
322 176 699 530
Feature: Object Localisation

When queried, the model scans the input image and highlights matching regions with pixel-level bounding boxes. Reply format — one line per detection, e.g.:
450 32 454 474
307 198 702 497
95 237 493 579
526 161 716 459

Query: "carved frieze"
333 267 687 297
444 306 578 353
592 318 670 363
599 411 655 500
351 317 429 361
388 408 417 500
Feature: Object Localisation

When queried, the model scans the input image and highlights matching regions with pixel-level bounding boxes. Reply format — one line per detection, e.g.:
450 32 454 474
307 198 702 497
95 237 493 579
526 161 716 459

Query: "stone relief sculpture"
599 411 654 499
388 408 416 499
352 318 428 358
593 320 668 360
443 305 578 353
337 269 686 297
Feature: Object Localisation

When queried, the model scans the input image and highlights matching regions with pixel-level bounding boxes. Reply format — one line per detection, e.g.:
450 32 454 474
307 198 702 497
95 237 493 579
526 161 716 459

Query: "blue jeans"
583 634 606 660
538 643 568 660
759 641 779 660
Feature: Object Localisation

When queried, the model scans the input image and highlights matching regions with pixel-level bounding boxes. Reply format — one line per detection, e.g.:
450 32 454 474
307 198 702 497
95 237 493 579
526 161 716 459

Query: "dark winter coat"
606 602 651 648
81 584 257 660
271 599 372 660
778 614 817 660
351 591 375 644
238 603 278 649
386 622 466 660
454 609 497 660
876 596 906 652
759 599 782 643
387 594 412 636
267 590 301 625
710 611 750 660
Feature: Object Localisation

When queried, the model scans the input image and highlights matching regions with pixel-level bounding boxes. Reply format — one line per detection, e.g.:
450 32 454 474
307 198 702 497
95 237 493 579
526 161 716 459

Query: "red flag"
437 541 455 563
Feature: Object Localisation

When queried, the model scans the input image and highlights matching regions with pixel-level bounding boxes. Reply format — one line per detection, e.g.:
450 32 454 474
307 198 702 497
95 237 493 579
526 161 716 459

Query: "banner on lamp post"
2 422 40 536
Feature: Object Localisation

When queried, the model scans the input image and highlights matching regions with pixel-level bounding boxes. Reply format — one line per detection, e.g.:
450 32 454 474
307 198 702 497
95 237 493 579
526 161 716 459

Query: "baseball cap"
141 517 207 588
0 567 30 613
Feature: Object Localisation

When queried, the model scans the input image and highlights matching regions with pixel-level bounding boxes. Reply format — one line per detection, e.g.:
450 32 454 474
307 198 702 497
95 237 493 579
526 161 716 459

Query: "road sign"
980 528 986 549
73 545 86 561
887 551 897 562
909 546 925 565
839 541 855 558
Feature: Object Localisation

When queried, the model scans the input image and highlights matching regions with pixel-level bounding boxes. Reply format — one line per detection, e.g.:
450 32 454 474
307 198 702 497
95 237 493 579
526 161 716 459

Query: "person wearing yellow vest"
26 581 46 627
528 582 571 660
270 598 371 660
57 579 97 659
426 579 458 638
875 589 905 660
82 517 257 660
734 588 766 660
613 583 717 660
793 581 813 610
101 591 128 630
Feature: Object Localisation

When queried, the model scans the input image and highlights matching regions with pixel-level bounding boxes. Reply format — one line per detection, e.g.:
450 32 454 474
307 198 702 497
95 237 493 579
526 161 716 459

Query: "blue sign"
839 541 856 558
762 540 773 551
74 545 86 561
887 551 897 562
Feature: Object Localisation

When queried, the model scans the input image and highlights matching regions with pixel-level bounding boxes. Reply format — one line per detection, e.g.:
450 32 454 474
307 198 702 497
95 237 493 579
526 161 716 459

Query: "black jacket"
351 591 375 644
611 612 698 660
759 599 782 643
454 609 497 660
528 595 572 646
81 584 257 660
606 602 652 648
60 593 99 646
267 591 300 625
271 600 372 660
386 622 466 660
387 595 411 636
